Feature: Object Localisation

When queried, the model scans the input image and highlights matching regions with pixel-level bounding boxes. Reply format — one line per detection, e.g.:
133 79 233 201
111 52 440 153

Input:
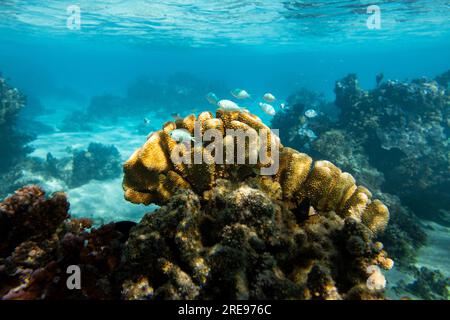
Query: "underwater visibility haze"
0 1 449 300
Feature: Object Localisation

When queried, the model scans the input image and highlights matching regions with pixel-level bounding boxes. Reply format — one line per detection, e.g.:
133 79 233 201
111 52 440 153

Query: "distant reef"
59 72 226 131
0 142 122 199
273 71 450 266
0 75 34 174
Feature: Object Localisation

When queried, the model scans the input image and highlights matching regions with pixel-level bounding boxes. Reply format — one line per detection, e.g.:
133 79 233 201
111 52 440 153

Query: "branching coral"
121 110 392 299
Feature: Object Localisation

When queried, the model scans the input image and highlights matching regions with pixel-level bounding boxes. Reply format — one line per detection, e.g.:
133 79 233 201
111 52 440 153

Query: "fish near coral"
170 128 196 143
121 110 393 299
217 99 246 112
123 110 390 237
263 93 276 102
231 89 251 100
259 102 276 116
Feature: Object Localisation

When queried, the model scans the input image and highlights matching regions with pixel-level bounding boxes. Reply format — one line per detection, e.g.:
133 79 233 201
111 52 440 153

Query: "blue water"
0 0 449 299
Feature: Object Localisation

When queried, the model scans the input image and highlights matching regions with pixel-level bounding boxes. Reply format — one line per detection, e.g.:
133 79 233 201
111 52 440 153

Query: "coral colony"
1 105 392 299
1 68 449 299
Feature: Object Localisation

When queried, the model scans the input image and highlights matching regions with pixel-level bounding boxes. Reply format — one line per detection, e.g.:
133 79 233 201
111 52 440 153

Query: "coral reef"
0 75 34 173
270 71 450 269
0 186 69 257
70 143 122 188
60 110 93 132
0 110 394 300
0 176 390 301
0 143 122 199
0 186 131 299
333 73 450 226
121 110 392 299
435 70 450 89
271 88 333 149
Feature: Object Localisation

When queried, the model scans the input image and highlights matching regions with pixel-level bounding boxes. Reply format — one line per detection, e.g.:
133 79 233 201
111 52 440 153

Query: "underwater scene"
0 0 449 300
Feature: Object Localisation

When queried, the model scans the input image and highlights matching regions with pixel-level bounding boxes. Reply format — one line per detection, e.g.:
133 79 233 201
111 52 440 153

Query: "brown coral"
0 186 133 300
120 180 389 299
0 186 69 257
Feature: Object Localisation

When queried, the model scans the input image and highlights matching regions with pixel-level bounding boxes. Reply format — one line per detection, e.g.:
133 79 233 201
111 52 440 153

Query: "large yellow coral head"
123 110 280 205
122 110 389 235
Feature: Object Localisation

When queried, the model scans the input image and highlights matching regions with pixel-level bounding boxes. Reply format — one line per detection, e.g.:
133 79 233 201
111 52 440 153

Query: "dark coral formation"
0 186 69 256
393 267 449 300
120 181 390 299
0 76 34 173
271 71 450 269
0 183 392 300
70 143 122 188
0 186 131 299
333 73 449 226
271 88 333 149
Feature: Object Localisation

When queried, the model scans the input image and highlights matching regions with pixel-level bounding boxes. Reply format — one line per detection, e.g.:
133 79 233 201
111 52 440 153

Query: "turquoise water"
0 1 449 299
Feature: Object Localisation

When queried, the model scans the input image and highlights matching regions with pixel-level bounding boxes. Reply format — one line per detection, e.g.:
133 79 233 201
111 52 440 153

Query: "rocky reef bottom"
0 183 396 300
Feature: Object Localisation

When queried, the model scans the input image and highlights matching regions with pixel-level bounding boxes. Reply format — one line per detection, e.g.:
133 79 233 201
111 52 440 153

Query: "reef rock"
121 110 392 299
334 73 450 226
271 73 449 268
0 186 130 299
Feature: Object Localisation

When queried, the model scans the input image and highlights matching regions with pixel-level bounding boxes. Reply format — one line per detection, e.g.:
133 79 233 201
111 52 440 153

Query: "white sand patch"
29 119 149 159
67 177 157 224
24 108 166 224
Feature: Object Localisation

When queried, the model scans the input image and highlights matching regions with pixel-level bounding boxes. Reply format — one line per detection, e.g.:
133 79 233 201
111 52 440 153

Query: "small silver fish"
217 99 245 112
263 93 276 103
143 117 151 124
206 92 219 105
304 109 318 119
259 102 276 116
169 129 196 143
231 89 251 100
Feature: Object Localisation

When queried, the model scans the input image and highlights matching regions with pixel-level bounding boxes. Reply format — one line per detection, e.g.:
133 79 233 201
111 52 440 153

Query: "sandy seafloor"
25 99 449 300
27 99 162 223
